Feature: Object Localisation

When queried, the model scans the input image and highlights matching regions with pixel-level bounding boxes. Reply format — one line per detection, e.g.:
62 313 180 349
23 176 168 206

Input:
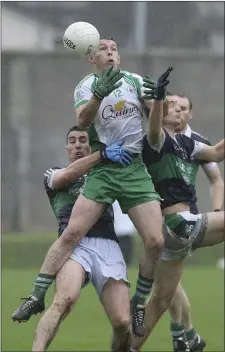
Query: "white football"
63 22 100 58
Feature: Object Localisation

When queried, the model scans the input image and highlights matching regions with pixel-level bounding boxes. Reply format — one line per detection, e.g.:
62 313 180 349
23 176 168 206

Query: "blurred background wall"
1 1 224 234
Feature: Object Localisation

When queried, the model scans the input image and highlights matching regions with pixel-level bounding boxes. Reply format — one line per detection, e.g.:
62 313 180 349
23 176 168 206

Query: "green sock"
170 322 185 340
186 328 199 348
132 273 153 306
32 273 55 300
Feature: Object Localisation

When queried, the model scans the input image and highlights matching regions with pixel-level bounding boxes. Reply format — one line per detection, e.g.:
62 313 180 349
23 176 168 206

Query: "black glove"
143 67 173 100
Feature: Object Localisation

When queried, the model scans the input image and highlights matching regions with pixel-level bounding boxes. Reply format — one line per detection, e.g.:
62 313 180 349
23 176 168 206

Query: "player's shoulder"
44 167 61 192
191 130 211 146
75 73 95 90
122 71 143 80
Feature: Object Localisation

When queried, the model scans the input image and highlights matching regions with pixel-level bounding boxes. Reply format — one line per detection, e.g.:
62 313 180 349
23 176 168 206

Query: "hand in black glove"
143 67 173 101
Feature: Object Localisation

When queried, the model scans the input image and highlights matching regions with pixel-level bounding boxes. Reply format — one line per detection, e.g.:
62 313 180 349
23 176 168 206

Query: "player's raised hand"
93 66 124 100
143 67 173 100
100 142 133 167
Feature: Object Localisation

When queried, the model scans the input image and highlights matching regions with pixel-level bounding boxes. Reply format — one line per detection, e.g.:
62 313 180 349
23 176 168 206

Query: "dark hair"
177 94 193 110
167 92 193 110
101 36 116 42
66 125 88 141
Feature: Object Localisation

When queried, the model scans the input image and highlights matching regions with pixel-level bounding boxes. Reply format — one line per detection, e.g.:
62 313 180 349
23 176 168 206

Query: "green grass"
2 266 224 351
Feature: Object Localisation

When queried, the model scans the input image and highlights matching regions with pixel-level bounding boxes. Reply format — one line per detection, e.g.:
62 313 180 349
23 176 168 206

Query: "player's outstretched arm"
194 139 225 163
49 143 133 190
51 151 102 189
147 99 165 146
77 66 124 128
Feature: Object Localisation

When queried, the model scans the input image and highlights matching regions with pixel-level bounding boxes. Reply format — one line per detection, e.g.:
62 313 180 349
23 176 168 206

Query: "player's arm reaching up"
75 66 124 128
143 67 173 147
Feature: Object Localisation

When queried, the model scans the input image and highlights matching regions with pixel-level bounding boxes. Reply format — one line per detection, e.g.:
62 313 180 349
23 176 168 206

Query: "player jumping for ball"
12 37 168 337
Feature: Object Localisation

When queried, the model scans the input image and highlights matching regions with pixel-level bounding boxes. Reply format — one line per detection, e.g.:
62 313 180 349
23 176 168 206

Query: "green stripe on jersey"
76 73 94 89
74 99 89 109
147 153 199 186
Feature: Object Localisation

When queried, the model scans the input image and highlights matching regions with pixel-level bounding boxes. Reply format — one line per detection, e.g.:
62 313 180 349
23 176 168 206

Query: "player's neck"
164 126 176 137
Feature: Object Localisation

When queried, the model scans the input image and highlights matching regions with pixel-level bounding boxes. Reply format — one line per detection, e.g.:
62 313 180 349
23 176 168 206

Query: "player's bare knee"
52 296 75 316
145 234 164 253
112 315 130 332
61 224 83 245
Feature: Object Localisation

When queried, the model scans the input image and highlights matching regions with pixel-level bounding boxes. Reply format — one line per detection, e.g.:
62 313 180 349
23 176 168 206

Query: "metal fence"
2 50 224 233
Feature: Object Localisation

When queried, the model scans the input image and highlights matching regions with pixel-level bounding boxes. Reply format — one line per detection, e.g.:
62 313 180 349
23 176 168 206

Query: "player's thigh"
128 200 164 245
54 259 86 304
200 211 224 247
66 194 104 236
89 238 130 325
100 279 130 327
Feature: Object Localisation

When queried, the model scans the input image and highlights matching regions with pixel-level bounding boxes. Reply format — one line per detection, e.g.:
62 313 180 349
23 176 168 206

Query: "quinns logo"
102 100 138 120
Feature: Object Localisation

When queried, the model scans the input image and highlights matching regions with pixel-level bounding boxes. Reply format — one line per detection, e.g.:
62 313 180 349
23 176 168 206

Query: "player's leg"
197 211 224 248
101 280 131 352
89 237 131 352
128 200 164 337
32 259 86 351
169 283 206 352
132 259 185 352
12 195 104 322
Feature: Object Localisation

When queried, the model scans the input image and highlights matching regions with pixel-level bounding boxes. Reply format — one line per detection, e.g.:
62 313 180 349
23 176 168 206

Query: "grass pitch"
2 233 224 351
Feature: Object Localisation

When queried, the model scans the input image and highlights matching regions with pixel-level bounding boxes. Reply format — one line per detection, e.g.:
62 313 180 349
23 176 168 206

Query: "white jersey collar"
182 124 192 137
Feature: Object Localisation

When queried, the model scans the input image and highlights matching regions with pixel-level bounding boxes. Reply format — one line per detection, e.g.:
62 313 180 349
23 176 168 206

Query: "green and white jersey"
74 71 146 153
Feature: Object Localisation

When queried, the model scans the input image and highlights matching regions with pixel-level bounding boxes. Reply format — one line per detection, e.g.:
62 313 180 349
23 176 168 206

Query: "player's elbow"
77 115 90 128
211 148 224 163
77 107 92 128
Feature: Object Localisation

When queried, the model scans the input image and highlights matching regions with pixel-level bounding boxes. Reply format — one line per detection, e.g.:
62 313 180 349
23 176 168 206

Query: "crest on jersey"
114 100 126 112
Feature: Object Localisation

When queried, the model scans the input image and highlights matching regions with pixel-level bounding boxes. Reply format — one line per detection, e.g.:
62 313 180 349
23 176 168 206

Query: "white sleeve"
190 140 206 159
131 73 145 99
44 168 61 190
74 80 93 109
201 161 217 172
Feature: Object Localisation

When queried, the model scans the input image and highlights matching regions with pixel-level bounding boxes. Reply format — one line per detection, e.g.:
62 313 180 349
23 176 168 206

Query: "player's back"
74 71 146 153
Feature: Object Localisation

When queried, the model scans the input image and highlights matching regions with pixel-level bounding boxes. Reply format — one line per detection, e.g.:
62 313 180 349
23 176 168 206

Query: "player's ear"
189 111 193 120
88 56 95 64
65 145 69 155
117 54 121 65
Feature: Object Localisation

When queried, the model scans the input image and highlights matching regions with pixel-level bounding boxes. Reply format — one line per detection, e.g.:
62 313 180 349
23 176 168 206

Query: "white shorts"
70 236 129 296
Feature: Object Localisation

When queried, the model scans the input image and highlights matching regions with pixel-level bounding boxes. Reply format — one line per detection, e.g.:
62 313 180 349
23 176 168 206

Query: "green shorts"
162 211 208 261
82 157 161 213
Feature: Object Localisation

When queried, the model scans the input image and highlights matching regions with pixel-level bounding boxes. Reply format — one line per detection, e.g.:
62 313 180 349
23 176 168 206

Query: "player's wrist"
93 91 104 101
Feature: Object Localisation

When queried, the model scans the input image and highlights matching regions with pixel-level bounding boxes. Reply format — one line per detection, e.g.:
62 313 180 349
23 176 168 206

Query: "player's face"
173 96 192 132
89 39 120 72
66 131 90 162
163 96 183 128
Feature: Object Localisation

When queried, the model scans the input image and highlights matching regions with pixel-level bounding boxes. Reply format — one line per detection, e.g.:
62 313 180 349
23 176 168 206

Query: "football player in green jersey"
131 69 224 352
19 125 132 352
166 94 224 352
